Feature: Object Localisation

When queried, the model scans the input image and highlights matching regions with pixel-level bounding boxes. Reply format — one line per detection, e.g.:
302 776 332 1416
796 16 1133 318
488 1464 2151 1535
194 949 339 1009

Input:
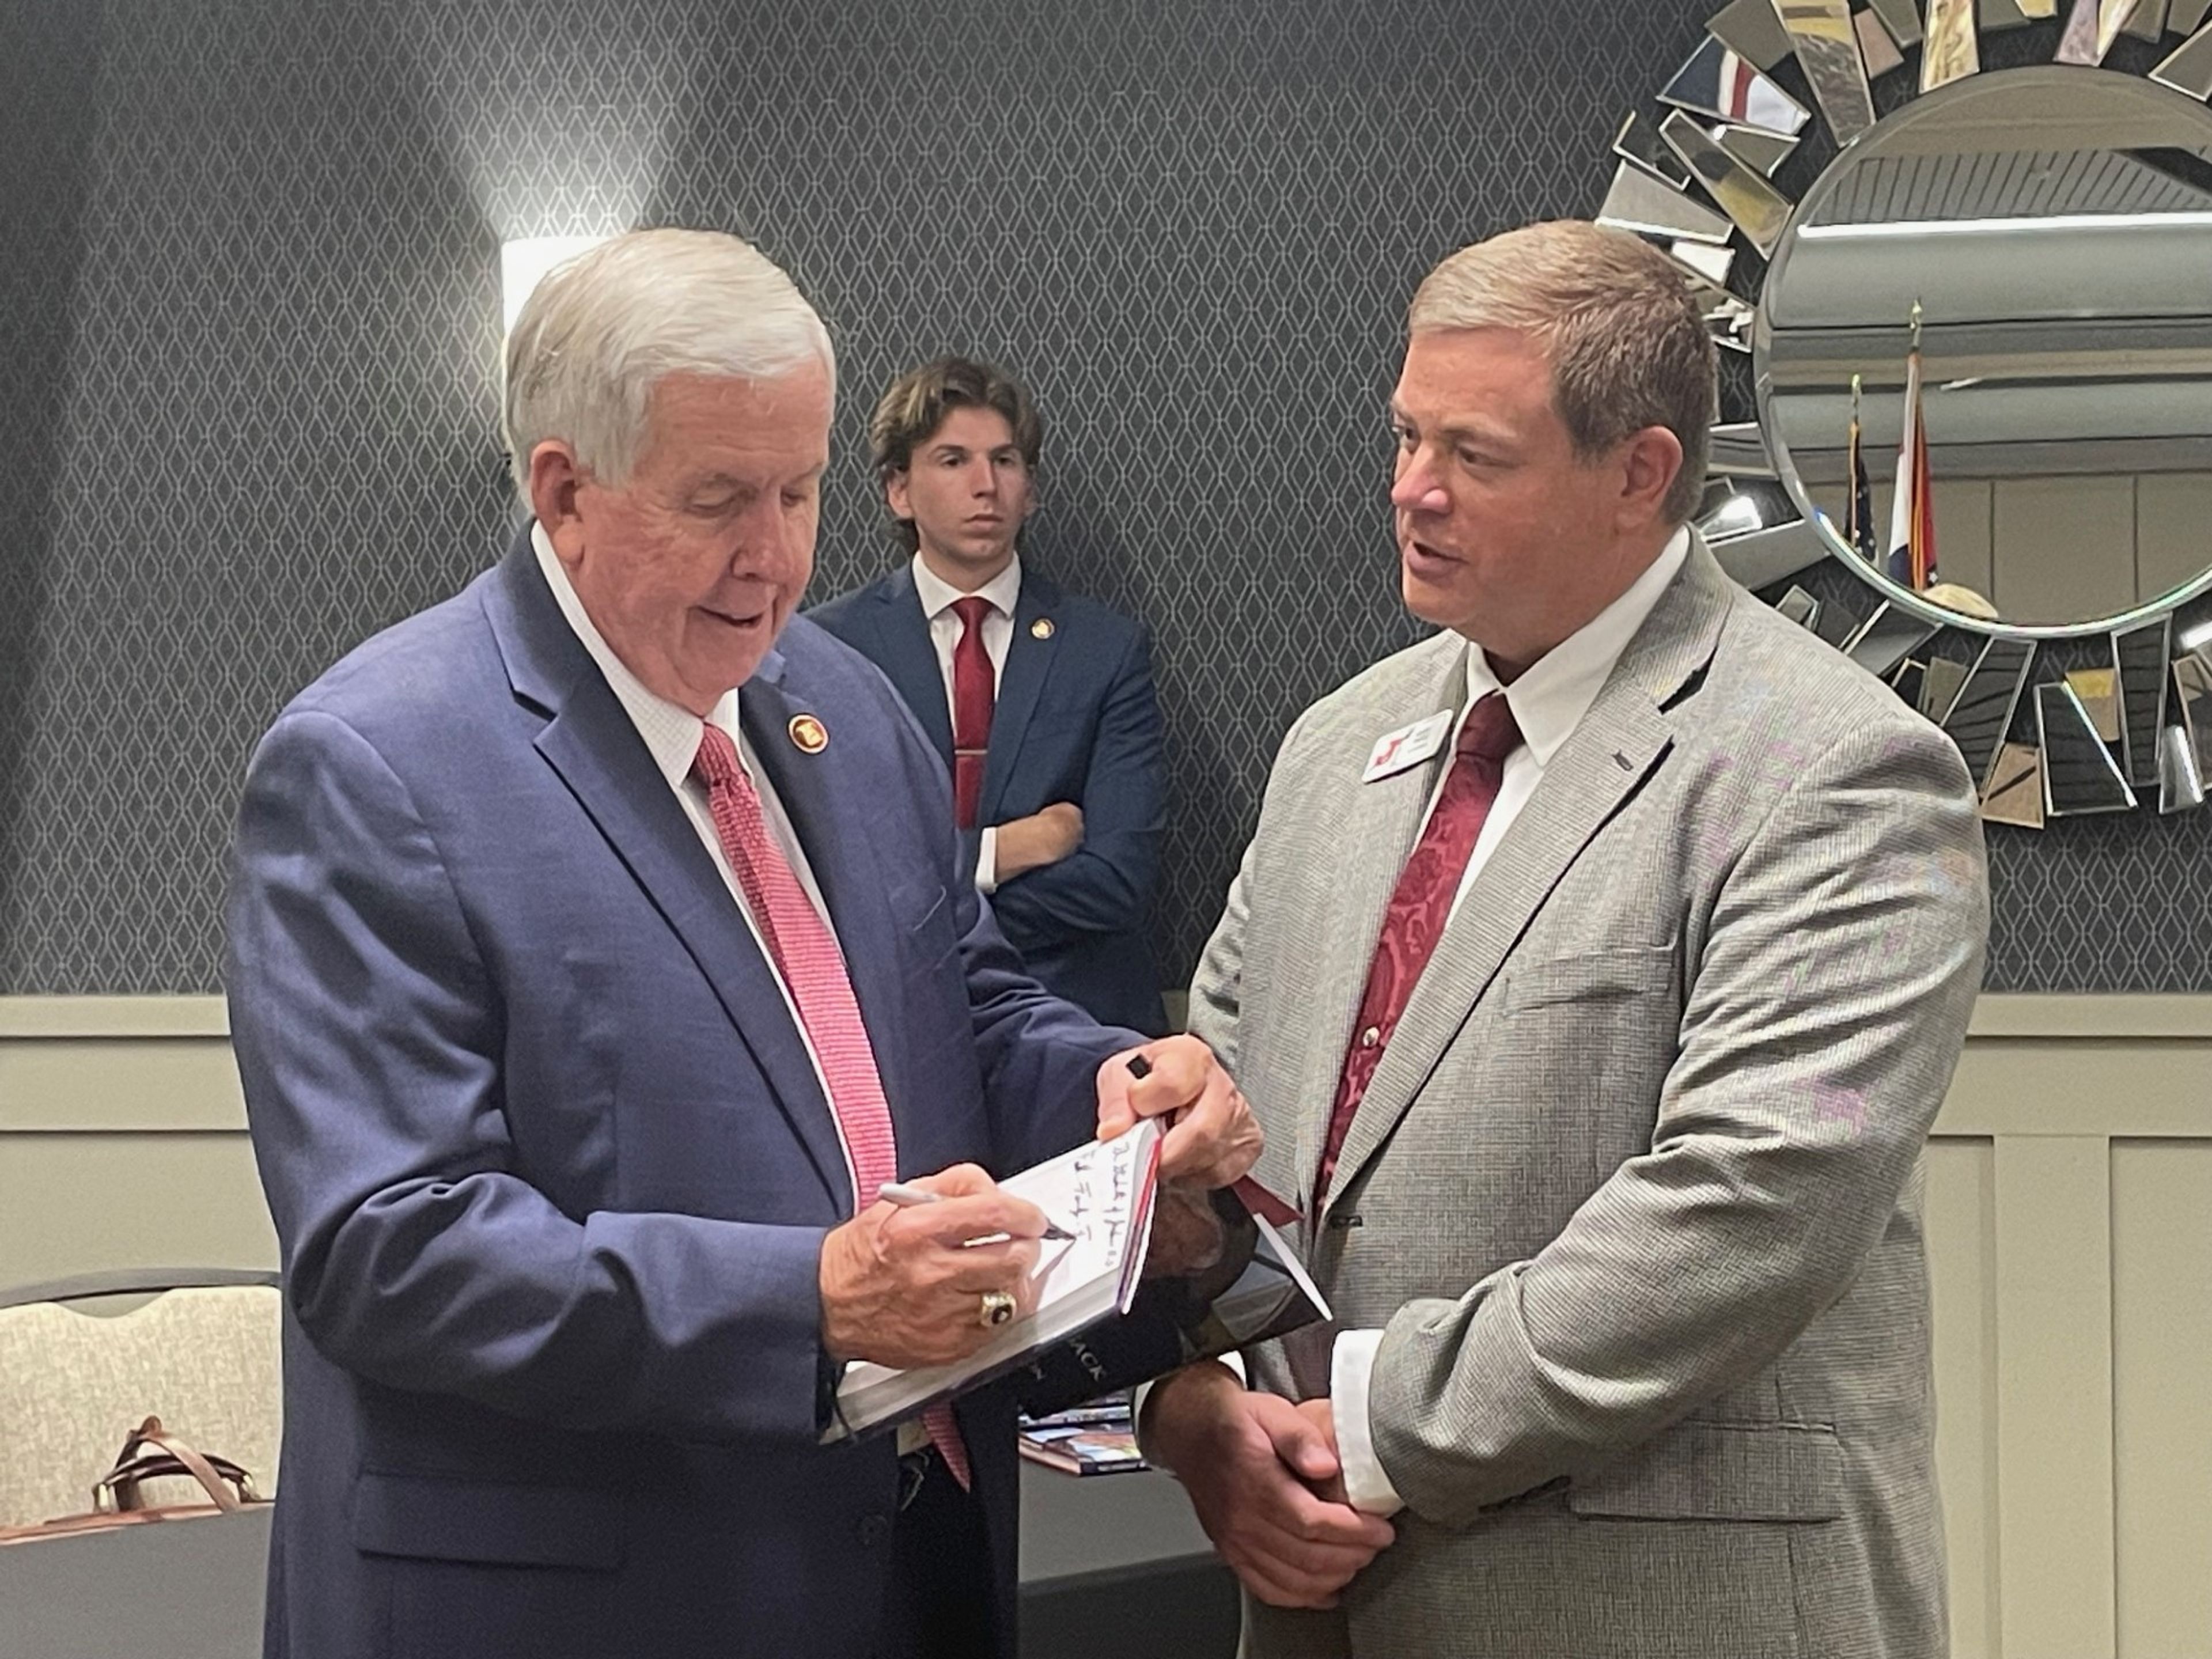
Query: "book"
1010 1180 1331 1422
824 1120 1166 1442
1017 1417 1146 1476
1018 1396 1133 1429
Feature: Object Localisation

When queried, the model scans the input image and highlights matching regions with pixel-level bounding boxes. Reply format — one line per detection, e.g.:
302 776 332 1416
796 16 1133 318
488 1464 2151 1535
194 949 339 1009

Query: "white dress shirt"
1331 525 1691 1516
910 551 1022 892
531 523 862 1205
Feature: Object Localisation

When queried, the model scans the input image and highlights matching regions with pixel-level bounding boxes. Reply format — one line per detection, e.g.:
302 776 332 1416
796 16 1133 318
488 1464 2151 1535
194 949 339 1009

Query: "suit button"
858 1512 891 1547
1359 1025 1381 1047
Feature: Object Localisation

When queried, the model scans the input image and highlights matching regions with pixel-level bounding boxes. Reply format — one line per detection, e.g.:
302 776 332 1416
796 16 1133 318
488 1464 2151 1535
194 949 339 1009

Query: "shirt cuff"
1331 1329 1405 1517
975 826 999 893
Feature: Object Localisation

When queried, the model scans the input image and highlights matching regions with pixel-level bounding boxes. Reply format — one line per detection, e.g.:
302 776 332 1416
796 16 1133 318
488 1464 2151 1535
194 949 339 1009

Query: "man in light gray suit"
1143 221 1989 1658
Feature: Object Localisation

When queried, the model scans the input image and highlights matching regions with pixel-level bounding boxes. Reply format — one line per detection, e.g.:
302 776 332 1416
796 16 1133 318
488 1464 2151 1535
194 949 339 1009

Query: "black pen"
876 1181 1078 1243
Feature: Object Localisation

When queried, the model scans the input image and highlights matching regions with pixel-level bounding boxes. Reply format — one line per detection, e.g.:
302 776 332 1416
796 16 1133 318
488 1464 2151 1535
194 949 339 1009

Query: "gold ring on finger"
978 1289 1016 1328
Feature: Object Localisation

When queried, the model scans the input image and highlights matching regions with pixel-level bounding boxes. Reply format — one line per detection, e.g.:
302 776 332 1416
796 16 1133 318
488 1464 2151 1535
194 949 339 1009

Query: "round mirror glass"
1755 66 2212 637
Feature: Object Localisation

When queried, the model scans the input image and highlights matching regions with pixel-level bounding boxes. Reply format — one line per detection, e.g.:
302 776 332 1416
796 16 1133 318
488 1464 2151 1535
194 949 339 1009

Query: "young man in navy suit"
225 232 1257 1659
811 358 1169 1033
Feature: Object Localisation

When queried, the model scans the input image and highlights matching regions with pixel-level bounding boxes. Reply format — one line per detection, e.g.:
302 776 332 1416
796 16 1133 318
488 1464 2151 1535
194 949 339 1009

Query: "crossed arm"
986 622 1165 933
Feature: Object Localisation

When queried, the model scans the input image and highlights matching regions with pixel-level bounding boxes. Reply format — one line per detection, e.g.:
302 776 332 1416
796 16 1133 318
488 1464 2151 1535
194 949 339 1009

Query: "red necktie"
949 596 995 830
691 724 971 1488
1315 694 1524 1200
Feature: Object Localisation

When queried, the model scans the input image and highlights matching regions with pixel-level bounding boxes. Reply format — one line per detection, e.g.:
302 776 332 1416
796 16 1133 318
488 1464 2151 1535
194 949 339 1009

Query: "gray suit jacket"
1188 539 1988 1659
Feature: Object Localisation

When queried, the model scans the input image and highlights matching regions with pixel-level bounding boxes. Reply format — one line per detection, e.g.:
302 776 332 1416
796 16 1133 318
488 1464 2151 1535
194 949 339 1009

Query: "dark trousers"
876 1449 1001 1659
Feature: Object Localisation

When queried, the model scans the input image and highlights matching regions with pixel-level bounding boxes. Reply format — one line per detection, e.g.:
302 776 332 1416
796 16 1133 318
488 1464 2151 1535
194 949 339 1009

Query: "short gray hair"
502 227 835 496
1410 221 1715 523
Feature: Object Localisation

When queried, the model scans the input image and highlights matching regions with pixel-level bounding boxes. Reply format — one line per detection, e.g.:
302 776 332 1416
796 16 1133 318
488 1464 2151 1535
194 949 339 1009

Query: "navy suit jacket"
810 564 1167 1034
226 528 1130 1659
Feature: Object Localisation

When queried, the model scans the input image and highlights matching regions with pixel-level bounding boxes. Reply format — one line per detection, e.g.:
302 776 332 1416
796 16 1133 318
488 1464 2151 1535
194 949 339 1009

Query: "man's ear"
884 468 912 522
1616 426 1684 532
527 441 589 564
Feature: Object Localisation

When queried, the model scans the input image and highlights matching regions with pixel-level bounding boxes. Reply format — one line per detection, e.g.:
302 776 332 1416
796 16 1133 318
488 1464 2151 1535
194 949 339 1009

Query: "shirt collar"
532 521 741 789
911 550 1022 622
1465 525 1691 768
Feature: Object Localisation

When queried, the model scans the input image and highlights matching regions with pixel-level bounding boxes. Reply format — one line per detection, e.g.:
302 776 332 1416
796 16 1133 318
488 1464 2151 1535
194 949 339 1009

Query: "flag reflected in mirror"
1842 373 1878 563
1886 304 1936 592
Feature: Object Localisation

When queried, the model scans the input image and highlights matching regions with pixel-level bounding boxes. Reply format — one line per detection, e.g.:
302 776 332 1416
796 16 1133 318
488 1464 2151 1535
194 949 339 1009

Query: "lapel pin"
788 714 828 754
1030 617 1055 640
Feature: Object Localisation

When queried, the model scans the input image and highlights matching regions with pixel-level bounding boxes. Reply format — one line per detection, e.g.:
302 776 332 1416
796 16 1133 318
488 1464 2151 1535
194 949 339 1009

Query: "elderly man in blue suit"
225 229 1258 1659
811 358 1168 1033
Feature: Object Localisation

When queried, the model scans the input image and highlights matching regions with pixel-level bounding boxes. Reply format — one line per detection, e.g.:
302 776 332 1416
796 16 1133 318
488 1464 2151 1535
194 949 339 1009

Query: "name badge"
1362 710 1454 782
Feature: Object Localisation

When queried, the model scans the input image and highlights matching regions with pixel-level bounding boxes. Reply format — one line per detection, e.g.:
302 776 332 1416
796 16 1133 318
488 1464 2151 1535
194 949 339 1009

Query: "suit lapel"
1291 637 1468 1217
867 567 954 767
485 539 849 1210
1323 539 1736 1214
977 571 1063 827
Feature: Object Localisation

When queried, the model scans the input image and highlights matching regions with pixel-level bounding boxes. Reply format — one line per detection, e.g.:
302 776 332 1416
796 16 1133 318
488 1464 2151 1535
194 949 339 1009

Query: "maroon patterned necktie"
949 596 995 830
691 724 971 1488
1315 693 1524 1200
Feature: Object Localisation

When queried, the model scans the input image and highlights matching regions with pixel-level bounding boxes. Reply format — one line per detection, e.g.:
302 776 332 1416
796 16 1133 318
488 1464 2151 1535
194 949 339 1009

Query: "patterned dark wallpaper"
1 0 2203 994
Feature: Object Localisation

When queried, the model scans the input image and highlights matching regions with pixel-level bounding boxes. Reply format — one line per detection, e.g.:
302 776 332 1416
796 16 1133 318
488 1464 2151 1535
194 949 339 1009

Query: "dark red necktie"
691 724 971 1487
1315 693 1524 1199
950 596 995 830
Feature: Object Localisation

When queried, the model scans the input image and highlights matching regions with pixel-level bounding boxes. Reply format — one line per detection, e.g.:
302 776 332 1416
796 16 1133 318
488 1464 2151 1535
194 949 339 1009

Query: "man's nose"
734 498 805 570
967 459 1000 497
1390 455 1449 516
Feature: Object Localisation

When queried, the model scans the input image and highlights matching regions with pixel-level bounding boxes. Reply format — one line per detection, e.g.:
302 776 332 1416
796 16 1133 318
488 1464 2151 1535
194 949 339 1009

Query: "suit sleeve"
1179 707 1325 1216
1133 711 1303 1460
987 621 1164 937
1366 719 1990 1524
228 711 832 1448
1187 702 1321 1136
1185 828 1252 1080
953 847 1143 1172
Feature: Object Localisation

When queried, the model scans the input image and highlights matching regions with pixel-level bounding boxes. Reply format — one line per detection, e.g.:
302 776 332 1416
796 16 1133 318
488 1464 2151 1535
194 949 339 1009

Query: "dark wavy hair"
868 357 1043 552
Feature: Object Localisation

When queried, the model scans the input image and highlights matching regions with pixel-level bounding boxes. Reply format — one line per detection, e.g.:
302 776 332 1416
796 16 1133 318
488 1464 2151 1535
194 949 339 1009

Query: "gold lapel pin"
1031 618 1055 640
787 714 828 754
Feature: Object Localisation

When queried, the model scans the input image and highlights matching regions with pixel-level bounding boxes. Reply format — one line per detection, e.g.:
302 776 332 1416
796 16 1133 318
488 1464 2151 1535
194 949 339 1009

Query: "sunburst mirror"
1599 0 2212 826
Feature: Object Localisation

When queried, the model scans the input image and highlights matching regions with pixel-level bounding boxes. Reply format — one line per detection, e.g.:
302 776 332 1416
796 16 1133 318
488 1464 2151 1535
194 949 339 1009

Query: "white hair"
502 227 836 496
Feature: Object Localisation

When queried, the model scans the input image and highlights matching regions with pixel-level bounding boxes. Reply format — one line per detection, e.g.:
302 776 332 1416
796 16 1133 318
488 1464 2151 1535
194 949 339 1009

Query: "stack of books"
1017 1398 1145 1476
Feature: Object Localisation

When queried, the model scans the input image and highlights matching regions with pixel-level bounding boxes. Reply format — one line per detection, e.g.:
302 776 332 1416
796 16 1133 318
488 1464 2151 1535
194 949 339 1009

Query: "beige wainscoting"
0 997 271 1285
1929 997 2212 1659
3 993 2209 1656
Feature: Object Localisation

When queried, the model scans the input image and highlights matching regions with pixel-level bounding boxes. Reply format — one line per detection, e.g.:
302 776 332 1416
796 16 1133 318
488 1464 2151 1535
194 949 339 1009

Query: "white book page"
1018 1119 1158 1310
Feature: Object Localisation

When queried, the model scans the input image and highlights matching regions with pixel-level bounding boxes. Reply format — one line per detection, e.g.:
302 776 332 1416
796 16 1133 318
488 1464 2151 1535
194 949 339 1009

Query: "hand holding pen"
877 1181 1078 1243
818 1162 1048 1368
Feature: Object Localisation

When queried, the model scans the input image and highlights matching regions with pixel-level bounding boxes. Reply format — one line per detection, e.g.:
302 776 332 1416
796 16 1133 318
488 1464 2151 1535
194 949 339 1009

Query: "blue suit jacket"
810 564 1168 1034
226 529 1130 1659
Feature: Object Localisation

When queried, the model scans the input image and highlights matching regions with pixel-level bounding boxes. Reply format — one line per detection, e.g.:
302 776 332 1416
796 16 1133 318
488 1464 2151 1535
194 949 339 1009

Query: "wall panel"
1926 1135 2000 1659
2111 1141 2212 1659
